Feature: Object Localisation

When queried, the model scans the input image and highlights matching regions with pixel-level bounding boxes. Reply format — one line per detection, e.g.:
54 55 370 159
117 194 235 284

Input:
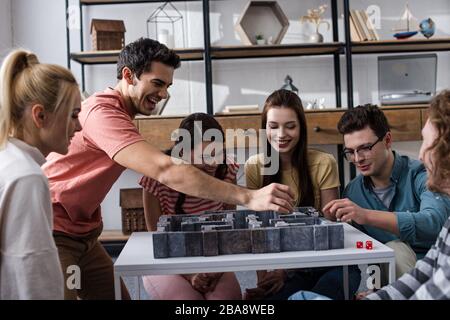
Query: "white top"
114 223 395 275
0 138 63 300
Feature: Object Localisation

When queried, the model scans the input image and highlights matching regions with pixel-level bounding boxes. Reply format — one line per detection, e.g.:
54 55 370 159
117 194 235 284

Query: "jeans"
288 291 331 300
265 266 361 300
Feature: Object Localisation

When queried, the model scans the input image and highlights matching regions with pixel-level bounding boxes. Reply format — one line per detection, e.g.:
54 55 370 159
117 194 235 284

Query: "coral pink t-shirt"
139 159 239 215
43 88 144 236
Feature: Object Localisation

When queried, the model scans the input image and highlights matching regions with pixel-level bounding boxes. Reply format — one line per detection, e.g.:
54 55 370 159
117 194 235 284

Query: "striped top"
139 159 239 215
366 215 450 300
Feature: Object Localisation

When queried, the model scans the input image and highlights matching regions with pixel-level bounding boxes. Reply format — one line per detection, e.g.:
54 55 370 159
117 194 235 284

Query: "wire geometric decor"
146 1 186 48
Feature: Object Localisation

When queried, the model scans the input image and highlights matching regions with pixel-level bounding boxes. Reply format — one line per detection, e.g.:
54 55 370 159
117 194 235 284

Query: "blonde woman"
0 50 82 299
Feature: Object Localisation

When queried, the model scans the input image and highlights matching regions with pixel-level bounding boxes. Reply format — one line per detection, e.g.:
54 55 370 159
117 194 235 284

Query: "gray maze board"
152 208 345 258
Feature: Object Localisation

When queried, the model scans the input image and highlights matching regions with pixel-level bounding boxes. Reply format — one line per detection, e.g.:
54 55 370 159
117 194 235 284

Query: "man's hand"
257 270 287 296
191 273 223 293
322 198 369 224
355 289 374 300
245 270 287 299
246 183 295 213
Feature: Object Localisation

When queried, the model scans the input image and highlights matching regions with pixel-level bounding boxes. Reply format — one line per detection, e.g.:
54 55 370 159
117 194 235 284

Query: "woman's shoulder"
307 149 337 166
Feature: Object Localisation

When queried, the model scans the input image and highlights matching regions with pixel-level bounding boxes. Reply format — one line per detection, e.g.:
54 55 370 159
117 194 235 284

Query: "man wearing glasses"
323 104 450 282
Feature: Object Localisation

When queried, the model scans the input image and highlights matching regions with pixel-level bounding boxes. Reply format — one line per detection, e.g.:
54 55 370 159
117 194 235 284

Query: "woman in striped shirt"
139 113 242 300
364 90 450 300
290 90 450 300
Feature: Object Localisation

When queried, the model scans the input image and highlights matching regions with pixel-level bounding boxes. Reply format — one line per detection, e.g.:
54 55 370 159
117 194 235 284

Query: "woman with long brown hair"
245 89 361 300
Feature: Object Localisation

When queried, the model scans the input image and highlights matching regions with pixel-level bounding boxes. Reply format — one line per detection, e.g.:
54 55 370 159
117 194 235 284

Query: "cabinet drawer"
306 112 344 145
138 115 263 150
138 117 184 151
216 115 261 149
384 109 422 141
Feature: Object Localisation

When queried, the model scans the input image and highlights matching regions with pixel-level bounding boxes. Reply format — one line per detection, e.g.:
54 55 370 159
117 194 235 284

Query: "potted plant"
255 34 266 45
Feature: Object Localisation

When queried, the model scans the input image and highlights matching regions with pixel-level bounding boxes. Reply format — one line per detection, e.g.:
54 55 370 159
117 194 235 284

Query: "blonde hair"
0 49 79 147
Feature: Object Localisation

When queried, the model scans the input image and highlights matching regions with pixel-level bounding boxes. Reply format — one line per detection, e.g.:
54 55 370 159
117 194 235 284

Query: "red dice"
365 241 373 250
356 241 363 248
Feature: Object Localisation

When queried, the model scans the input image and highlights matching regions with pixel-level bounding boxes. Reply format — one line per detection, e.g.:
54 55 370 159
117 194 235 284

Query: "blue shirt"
344 151 450 257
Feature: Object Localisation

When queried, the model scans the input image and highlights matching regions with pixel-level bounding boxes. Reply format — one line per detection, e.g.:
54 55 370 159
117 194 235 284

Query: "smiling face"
265 107 300 156
343 126 392 177
128 61 174 116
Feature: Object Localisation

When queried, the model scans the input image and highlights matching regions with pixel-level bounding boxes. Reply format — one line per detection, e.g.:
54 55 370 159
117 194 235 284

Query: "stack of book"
349 9 380 42
217 105 260 115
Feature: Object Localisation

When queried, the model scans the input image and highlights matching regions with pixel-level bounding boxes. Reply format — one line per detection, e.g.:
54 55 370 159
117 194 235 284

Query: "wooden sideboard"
135 105 428 150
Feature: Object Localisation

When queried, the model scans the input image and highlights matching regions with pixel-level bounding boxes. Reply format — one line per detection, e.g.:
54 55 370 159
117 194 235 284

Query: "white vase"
256 39 266 45
309 32 324 43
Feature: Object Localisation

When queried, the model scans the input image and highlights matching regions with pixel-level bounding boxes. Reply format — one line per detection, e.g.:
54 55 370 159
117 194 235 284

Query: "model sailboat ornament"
392 3 419 39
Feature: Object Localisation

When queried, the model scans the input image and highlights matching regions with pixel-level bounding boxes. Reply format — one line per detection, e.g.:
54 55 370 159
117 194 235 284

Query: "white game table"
114 223 395 300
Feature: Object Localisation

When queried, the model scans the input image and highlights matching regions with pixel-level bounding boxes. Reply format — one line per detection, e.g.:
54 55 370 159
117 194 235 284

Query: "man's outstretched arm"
114 141 294 212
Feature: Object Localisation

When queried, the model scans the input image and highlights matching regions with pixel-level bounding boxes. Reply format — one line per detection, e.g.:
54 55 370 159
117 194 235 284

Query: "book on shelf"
361 10 380 41
356 10 372 41
351 9 380 42
349 15 362 42
350 9 368 41
217 105 260 115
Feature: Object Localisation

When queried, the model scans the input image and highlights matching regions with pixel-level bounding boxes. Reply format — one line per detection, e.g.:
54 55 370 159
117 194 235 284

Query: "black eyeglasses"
343 135 385 162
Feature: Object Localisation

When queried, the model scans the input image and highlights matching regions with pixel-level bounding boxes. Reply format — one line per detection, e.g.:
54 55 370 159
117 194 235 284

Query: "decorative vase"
256 39 266 45
419 18 436 39
309 31 324 43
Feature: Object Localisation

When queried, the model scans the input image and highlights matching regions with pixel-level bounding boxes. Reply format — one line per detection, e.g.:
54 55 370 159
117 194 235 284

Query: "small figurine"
280 75 299 95
392 2 419 39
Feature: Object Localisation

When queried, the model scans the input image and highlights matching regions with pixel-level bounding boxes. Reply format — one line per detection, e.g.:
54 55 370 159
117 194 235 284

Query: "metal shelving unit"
65 0 344 116
64 0 347 191
65 0 450 183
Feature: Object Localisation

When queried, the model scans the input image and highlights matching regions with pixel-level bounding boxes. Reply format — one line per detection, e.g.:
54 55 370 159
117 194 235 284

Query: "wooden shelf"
351 38 450 54
71 48 204 64
210 43 343 59
70 39 450 64
81 0 193 5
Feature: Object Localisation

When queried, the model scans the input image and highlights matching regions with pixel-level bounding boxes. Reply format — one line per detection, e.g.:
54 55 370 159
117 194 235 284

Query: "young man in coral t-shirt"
43 38 294 299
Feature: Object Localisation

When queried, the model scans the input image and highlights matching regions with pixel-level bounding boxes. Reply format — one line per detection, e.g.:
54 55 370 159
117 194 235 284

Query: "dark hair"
337 104 390 138
427 90 450 194
167 113 228 214
261 89 315 207
117 37 181 80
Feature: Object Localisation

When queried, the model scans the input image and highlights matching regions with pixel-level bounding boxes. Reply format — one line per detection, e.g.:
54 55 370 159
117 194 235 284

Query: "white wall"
7 0 450 230
11 0 67 65
0 0 12 61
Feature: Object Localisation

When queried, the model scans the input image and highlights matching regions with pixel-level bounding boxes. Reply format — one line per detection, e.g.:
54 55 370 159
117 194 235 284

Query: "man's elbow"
155 158 184 187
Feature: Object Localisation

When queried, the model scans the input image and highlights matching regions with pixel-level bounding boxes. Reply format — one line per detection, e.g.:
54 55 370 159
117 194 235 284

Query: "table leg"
136 276 140 300
343 265 349 300
389 258 396 284
114 272 122 300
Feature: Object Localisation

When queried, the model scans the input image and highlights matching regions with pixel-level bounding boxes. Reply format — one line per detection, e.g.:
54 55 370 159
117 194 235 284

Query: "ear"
30 104 46 129
384 131 393 149
122 67 135 85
